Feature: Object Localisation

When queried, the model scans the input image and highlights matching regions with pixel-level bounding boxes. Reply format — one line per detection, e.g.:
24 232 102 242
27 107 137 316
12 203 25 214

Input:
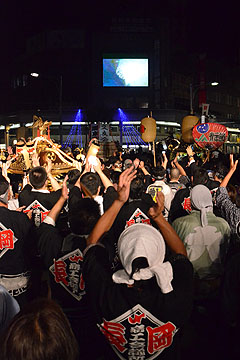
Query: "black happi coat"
83 245 193 360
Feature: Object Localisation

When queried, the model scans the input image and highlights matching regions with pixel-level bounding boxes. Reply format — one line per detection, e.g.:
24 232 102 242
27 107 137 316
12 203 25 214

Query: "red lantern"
192 123 228 150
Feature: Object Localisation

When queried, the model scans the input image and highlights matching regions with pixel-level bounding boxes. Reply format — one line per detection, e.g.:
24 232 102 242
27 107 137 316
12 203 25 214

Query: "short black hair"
111 171 121 184
130 177 145 199
80 172 101 196
151 166 166 180
0 175 9 195
192 167 208 187
130 257 149 278
29 166 47 189
67 169 81 185
215 164 228 180
68 198 100 235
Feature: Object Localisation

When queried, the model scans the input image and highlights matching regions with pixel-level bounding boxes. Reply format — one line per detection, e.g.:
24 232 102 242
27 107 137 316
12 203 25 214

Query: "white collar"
32 189 50 194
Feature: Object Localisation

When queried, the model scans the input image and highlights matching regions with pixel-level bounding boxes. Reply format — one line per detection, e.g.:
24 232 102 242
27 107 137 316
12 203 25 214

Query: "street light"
30 72 39 78
189 81 219 114
30 73 63 144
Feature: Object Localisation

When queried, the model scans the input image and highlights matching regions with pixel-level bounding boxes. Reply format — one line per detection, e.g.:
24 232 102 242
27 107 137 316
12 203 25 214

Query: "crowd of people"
0 140 240 360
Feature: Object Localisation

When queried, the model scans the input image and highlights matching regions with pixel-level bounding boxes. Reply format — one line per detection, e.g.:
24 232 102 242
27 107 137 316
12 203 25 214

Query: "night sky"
0 1 239 68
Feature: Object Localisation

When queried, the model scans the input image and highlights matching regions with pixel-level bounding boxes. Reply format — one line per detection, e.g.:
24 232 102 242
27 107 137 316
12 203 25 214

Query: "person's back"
0 285 20 334
80 171 105 214
168 167 220 224
84 223 193 360
0 176 33 307
83 168 193 360
103 175 155 267
19 166 61 227
37 196 105 358
146 166 174 220
172 185 230 281
168 168 186 195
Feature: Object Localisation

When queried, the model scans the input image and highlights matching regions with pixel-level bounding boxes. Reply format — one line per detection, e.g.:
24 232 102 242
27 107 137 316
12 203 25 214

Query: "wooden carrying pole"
153 141 156 167
150 111 156 167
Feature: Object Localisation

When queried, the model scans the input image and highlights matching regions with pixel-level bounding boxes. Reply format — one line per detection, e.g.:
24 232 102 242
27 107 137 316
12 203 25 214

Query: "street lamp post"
30 73 63 144
189 81 219 114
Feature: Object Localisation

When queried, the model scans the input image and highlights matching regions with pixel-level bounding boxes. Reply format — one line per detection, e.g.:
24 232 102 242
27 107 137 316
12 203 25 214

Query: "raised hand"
173 152 179 164
117 166 137 203
93 157 102 173
16 206 26 212
186 145 194 157
133 158 140 169
161 152 168 169
45 159 53 175
229 154 238 172
32 152 40 167
139 160 145 169
148 191 165 219
61 175 69 200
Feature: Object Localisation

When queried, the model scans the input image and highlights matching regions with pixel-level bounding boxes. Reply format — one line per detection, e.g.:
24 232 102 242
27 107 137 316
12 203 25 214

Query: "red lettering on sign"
128 312 145 324
141 218 150 225
182 197 192 213
69 255 83 263
79 273 85 291
126 219 135 227
101 320 127 353
53 259 69 286
147 322 176 354
0 229 14 250
41 211 50 222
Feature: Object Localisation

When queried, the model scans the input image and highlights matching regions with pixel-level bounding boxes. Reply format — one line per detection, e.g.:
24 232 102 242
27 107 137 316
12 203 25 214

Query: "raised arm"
46 159 61 191
93 157 113 190
220 154 238 188
87 166 137 246
32 152 40 167
161 152 168 170
148 191 187 256
139 160 150 176
172 153 187 176
45 176 68 225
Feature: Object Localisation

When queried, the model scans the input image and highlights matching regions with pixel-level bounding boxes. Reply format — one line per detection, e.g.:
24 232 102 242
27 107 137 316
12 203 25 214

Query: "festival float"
7 116 81 176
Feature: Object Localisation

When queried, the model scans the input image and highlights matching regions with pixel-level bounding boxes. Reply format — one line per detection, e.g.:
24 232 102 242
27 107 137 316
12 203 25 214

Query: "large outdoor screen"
103 58 148 87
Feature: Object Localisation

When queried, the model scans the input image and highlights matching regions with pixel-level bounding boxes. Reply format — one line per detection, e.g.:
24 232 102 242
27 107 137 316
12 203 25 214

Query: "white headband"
190 184 213 226
112 223 173 294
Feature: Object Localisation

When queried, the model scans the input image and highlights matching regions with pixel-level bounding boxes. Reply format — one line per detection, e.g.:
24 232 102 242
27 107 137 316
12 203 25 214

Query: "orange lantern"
181 115 199 143
140 117 156 142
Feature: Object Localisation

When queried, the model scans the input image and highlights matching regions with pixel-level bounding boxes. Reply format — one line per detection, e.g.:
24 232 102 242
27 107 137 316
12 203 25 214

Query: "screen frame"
102 54 149 88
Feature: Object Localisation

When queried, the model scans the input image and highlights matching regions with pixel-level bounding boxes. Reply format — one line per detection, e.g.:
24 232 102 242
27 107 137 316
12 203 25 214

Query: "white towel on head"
190 184 213 227
112 223 173 294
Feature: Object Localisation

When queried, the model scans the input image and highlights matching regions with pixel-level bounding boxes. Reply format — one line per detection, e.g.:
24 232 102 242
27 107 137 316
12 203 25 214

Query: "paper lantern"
140 117 156 142
181 115 199 143
192 123 228 150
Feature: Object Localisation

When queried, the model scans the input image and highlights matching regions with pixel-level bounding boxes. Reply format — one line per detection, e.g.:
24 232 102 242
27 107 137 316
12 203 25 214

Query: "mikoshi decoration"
192 123 228 150
181 115 199 144
8 136 81 175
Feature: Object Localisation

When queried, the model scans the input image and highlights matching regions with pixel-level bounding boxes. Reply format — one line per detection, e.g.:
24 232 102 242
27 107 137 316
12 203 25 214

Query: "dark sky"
0 1 239 65
186 1 239 62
